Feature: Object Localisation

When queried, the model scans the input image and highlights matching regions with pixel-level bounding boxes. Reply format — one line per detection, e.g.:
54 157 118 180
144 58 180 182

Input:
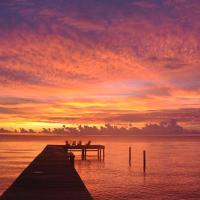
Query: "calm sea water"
0 135 200 200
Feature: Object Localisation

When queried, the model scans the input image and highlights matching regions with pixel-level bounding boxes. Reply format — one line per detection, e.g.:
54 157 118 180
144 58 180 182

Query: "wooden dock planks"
0 145 93 200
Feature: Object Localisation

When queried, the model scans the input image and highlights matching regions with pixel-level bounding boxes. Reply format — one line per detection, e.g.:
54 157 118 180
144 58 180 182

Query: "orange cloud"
0 0 199 129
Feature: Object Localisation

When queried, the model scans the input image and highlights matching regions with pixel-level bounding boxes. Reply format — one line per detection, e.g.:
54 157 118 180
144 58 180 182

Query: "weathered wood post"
143 150 146 173
103 148 105 161
129 146 132 166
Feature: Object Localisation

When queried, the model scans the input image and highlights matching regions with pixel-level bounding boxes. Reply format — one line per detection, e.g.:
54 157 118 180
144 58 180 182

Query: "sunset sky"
0 0 199 130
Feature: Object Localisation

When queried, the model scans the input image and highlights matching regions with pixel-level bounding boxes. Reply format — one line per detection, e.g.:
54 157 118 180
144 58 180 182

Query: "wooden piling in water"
143 150 146 173
129 146 132 166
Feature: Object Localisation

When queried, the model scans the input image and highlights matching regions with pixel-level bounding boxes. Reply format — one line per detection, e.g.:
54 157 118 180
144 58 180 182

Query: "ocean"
0 135 200 200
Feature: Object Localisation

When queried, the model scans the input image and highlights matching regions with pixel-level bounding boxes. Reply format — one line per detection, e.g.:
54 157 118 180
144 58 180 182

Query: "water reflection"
0 136 200 200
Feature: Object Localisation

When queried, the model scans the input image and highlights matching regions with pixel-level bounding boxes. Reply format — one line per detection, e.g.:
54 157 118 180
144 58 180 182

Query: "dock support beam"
97 148 105 161
82 149 85 160
100 149 102 160
84 149 87 160
82 149 87 160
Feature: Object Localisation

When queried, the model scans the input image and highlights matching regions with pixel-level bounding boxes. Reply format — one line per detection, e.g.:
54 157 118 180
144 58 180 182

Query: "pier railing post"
143 150 146 173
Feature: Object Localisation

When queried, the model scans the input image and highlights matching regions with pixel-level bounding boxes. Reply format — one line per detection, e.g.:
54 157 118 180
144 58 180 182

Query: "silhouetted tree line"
0 128 12 133
0 119 187 135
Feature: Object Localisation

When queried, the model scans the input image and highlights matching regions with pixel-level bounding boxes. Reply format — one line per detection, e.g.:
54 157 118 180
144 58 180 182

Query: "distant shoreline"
1 133 200 139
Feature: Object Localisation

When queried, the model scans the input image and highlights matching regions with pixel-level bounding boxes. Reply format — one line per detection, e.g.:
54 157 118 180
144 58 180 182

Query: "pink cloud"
0 0 199 128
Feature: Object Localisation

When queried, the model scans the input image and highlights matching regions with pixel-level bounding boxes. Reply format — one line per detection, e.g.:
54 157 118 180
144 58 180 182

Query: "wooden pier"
65 144 105 161
0 145 93 200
